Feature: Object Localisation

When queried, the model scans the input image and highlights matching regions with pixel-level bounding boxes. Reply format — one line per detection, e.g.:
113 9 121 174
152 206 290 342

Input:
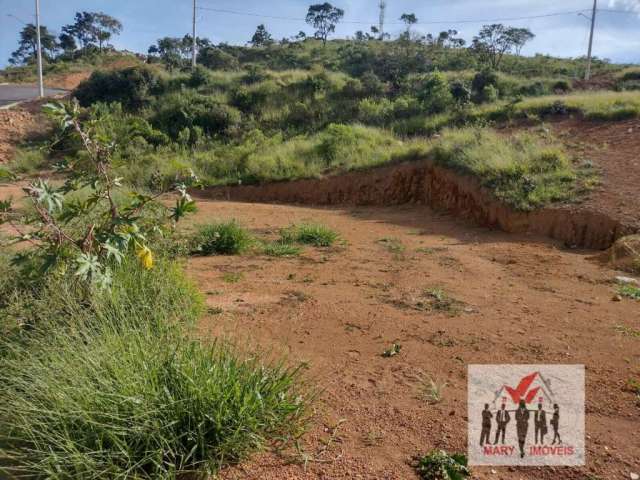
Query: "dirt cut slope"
199 159 634 250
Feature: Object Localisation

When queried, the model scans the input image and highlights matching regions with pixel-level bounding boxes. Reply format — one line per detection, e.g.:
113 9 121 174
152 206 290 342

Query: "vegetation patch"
189 221 253 255
261 240 302 257
618 283 640 301
281 223 339 247
432 128 578 210
414 450 470 480
419 287 465 316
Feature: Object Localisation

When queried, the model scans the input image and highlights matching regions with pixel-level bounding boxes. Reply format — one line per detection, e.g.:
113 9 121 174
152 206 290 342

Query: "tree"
62 12 98 51
93 12 123 52
9 24 58 65
399 13 418 36
58 33 77 54
148 36 210 71
471 24 535 69
305 3 344 46
250 24 274 47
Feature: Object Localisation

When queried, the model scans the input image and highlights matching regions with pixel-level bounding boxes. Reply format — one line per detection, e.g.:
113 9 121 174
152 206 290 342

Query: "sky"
1 0 639 68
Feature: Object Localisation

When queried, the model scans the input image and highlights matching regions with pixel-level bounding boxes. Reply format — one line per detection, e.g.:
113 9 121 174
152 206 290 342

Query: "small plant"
625 378 640 395
618 283 640 300
420 288 463 316
280 223 338 247
414 450 470 480
381 343 401 357
0 101 196 289
377 237 405 254
190 221 253 255
261 240 302 257
420 377 447 404
222 271 243 283
614 325 640 338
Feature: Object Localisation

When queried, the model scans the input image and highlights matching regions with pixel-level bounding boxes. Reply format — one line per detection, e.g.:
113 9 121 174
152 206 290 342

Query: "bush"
190 221 253 255
151 91 242 139
415 450 470 480
198 47 240 71
553 79 572 93
479 84 499 103
450 80 471 105
418 71 453 113
471 69 499 97
74 65 161 109
281 223 338 247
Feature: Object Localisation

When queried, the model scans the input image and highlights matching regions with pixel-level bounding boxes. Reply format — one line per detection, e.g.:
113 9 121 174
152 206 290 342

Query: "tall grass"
0 257 310 478
431 128 577 210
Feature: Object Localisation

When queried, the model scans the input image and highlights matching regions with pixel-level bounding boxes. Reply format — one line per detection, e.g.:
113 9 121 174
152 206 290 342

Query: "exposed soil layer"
181 199 640 480
199 119 640 250
0 101 48 164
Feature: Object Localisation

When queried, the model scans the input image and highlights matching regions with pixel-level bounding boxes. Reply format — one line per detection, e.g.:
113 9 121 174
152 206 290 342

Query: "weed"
625 378 640 395
281 223 338 247
222 271 244 283
618 284 640 300
381 343 402 357
377 237 406 254
414 450 470 480
420 288 464 316
419 377 447 404
614 325 640 338
261 240 302 257
190 221 253 255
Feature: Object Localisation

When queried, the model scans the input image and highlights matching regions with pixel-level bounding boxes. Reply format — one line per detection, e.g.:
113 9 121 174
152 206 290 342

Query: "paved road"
0 84 67 107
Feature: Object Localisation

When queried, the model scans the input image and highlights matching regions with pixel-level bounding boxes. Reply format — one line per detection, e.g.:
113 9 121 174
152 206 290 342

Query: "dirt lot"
179 199 640 480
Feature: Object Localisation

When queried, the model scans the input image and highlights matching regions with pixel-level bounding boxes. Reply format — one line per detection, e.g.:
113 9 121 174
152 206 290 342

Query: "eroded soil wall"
198 159 635 249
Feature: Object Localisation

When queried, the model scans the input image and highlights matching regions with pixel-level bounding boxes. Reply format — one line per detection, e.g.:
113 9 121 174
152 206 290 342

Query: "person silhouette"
551 403 561 444
515 399 530 458
480 403 493 446
494 403 510 444
534 402 547 444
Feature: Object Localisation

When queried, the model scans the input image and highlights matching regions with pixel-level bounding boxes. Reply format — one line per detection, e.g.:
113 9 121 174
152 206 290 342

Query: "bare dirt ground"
181 200 640 480
0 101 47 164
552 118 640 232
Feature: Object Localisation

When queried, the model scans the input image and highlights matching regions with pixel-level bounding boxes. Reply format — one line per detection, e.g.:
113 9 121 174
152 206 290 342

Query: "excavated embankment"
197 159 636 250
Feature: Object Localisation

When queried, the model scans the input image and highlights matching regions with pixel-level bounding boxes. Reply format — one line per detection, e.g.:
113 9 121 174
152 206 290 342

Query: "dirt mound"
198 159 634 250
0 104 46 163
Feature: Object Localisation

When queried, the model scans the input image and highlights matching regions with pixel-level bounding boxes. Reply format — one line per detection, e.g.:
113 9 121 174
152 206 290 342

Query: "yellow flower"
136 245 153 270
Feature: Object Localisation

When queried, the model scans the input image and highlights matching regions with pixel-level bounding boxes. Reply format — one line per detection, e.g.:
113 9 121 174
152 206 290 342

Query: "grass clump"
432 128 577 210
281 223 338 247
0 257 309 479
414 450 470 480
190 220 253 255
261 240 302 257
0 320 308 478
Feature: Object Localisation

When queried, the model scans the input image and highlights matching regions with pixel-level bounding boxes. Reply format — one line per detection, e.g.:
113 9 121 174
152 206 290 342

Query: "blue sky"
1 0 639 68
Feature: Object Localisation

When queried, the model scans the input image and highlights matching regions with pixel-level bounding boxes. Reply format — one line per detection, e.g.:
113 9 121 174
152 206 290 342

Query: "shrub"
357 98 394 125
281 223 338 247
151 91 242 139
450 80 471 105
7 147 48 174
479 84 498 103
190 221 253 255
418 71 453 113
553 79 572 93
471 69 498 97
198 47 240 71
74 65 161 109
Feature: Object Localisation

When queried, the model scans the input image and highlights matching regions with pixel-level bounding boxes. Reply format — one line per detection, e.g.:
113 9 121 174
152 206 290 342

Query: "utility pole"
584 0 597 81
35 0 44 97
378 0 386 40
191 0 197 68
